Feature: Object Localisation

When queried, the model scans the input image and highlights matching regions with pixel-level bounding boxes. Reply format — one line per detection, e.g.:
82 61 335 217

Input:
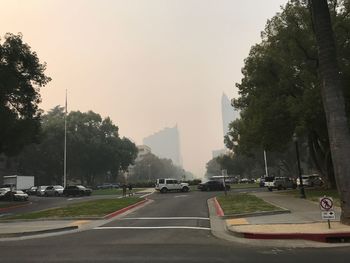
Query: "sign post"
319 196 334 229
222 170 227 196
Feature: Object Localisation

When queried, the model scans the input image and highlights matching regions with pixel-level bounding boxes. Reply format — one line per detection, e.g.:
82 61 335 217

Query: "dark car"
63 185 92 197
25 186 38 195
0 188 29 201
96 183 119 190
198 180 230 191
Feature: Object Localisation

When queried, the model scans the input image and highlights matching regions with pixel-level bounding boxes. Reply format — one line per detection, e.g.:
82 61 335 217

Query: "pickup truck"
264 176 297 191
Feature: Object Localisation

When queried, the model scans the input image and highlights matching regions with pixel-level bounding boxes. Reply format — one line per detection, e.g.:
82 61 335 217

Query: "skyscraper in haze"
143 125 182 166
221 93 240 137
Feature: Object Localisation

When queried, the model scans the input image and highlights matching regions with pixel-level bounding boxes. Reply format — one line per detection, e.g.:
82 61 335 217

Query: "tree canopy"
18 107 138 186
0 33 51 155
225 0 350 186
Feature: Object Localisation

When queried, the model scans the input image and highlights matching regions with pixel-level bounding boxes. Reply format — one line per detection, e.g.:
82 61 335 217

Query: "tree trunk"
311 0 350 225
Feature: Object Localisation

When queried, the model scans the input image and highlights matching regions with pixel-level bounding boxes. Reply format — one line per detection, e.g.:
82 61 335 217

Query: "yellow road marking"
226 218 249 226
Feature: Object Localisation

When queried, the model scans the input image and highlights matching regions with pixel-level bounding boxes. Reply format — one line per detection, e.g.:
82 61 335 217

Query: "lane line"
139 192 155 198
94 226 211 231
121 217 210 220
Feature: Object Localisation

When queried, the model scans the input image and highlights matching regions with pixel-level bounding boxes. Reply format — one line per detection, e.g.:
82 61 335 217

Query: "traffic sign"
322 211 336 220
319 197 334 211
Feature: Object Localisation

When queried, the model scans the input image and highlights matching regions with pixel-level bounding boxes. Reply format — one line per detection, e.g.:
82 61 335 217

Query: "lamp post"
293 133 306 199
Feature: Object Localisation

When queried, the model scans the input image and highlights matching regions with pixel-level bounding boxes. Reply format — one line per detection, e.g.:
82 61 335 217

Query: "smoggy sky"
1 0 287 177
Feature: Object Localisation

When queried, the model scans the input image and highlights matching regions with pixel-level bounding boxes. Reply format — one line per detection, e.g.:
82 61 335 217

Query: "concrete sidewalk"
219 191 350 244
0 190 154 240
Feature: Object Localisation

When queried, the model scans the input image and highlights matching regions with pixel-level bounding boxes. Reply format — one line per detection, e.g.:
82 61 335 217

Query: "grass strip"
216 193 279 215
280 188 340 207
5 197 142 220
92 188 146 195
229 183 260 189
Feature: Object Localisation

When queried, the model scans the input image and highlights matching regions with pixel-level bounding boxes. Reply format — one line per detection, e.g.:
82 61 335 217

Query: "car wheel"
268 187 273 192
182 186 189 192
160 188 168 193
277 185 282 190
54 192 59 197
44 192 48 197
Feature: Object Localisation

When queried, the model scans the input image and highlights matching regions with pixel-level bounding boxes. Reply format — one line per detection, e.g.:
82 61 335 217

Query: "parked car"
297 175 323 187
63 185 92 196
259 178 265 187
96 183 119 190
36 186 48 196
265 177 297 191
155 178 189 193
25 186 38 195
44 185 64 197
0 188 28 201
198 180 230 191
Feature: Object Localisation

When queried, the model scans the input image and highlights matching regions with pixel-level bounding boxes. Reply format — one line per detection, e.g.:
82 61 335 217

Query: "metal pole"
264 150 269 177
295 140 306 198
63 89 67 188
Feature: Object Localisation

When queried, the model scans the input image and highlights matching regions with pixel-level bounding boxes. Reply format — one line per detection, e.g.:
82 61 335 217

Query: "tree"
226 0 350 188
0 33 51 155
17 107 137 186
310 0 350 224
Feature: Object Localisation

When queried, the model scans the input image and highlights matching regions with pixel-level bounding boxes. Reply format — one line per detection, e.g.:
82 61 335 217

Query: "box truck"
2 175 35 190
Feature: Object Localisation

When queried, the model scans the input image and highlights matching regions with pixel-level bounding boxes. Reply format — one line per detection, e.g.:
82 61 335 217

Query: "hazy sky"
1 0 287 177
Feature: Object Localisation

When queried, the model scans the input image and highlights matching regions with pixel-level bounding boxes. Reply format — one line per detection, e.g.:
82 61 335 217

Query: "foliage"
17 107 138 185
0 33 51 155
225 0 350 187
128 153 185 182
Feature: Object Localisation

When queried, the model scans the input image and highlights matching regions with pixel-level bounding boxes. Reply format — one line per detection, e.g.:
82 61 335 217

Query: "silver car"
36 186 48 196
44 185 64 197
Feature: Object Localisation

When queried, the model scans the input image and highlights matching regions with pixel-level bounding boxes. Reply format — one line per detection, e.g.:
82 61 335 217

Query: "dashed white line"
94 226 211 231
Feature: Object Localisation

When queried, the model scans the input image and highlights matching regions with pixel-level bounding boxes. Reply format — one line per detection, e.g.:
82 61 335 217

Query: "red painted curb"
214 197 224 217
103 199 149 219
242 232 350 243
0 202 31 212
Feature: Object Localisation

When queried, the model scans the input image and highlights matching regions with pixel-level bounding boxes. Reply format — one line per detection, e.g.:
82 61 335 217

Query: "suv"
155 178 189 193
265 176 297 191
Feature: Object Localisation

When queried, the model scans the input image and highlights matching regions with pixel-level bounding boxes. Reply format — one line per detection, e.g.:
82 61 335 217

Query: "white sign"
319 197 334 211
322 211 336 220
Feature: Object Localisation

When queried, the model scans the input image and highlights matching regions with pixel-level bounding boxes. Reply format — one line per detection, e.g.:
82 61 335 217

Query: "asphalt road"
1 188 350 262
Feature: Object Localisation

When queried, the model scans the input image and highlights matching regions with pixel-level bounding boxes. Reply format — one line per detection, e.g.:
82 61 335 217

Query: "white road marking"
94 226 211 230
121 217 210 220
174 195 188 198
139 191 155 198
67 197 82 201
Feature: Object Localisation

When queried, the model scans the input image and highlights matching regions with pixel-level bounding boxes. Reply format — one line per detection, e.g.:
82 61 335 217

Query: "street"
0 189 350 262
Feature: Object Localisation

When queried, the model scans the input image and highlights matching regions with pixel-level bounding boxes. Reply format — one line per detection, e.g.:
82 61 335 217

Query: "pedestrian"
128 184 133 196
122 184 127 197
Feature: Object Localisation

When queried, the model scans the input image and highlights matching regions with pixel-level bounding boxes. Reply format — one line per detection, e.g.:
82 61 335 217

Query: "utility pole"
63 89 67 188
264 150 269 177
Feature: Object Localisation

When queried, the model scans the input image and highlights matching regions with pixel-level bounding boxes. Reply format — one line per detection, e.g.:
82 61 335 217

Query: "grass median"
216 193 280 215
5 197 143 220
92 188 146 195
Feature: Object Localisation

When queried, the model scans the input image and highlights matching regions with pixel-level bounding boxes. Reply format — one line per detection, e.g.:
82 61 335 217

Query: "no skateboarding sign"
319 196 335 228
319 197 333 211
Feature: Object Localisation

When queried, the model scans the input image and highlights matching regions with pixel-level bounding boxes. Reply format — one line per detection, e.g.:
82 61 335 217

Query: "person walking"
122 184 127 197
128 184 133 196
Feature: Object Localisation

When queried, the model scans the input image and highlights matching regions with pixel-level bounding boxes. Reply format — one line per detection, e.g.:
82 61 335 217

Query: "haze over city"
0 0 287 176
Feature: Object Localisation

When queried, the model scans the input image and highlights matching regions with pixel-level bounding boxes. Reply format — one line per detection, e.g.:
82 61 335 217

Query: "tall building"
143 125 182 166
222 93 240 137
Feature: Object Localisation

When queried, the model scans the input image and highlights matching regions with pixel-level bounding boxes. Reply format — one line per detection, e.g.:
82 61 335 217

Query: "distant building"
222 93 240 137
135 145 152 162
143 125 182 166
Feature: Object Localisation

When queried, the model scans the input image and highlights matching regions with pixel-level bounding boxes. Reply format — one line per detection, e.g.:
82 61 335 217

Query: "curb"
236 230 350 243
213 197 224 217
0 226 78 238
0 202 31 212
222 209 290 219
103 198 150 219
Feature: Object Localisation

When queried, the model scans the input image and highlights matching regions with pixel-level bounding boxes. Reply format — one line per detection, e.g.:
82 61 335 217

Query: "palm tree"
310 0 350 224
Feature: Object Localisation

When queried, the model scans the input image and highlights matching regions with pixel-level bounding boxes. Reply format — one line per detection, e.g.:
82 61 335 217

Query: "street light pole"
263 150 269 178
293 133 306 199
63 89 67 188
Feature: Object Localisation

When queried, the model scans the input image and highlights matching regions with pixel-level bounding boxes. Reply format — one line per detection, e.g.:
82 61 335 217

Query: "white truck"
2 175 35 190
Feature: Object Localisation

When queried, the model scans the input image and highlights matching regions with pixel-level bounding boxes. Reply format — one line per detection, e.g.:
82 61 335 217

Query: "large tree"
310 0 350 224
0 33 51 155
